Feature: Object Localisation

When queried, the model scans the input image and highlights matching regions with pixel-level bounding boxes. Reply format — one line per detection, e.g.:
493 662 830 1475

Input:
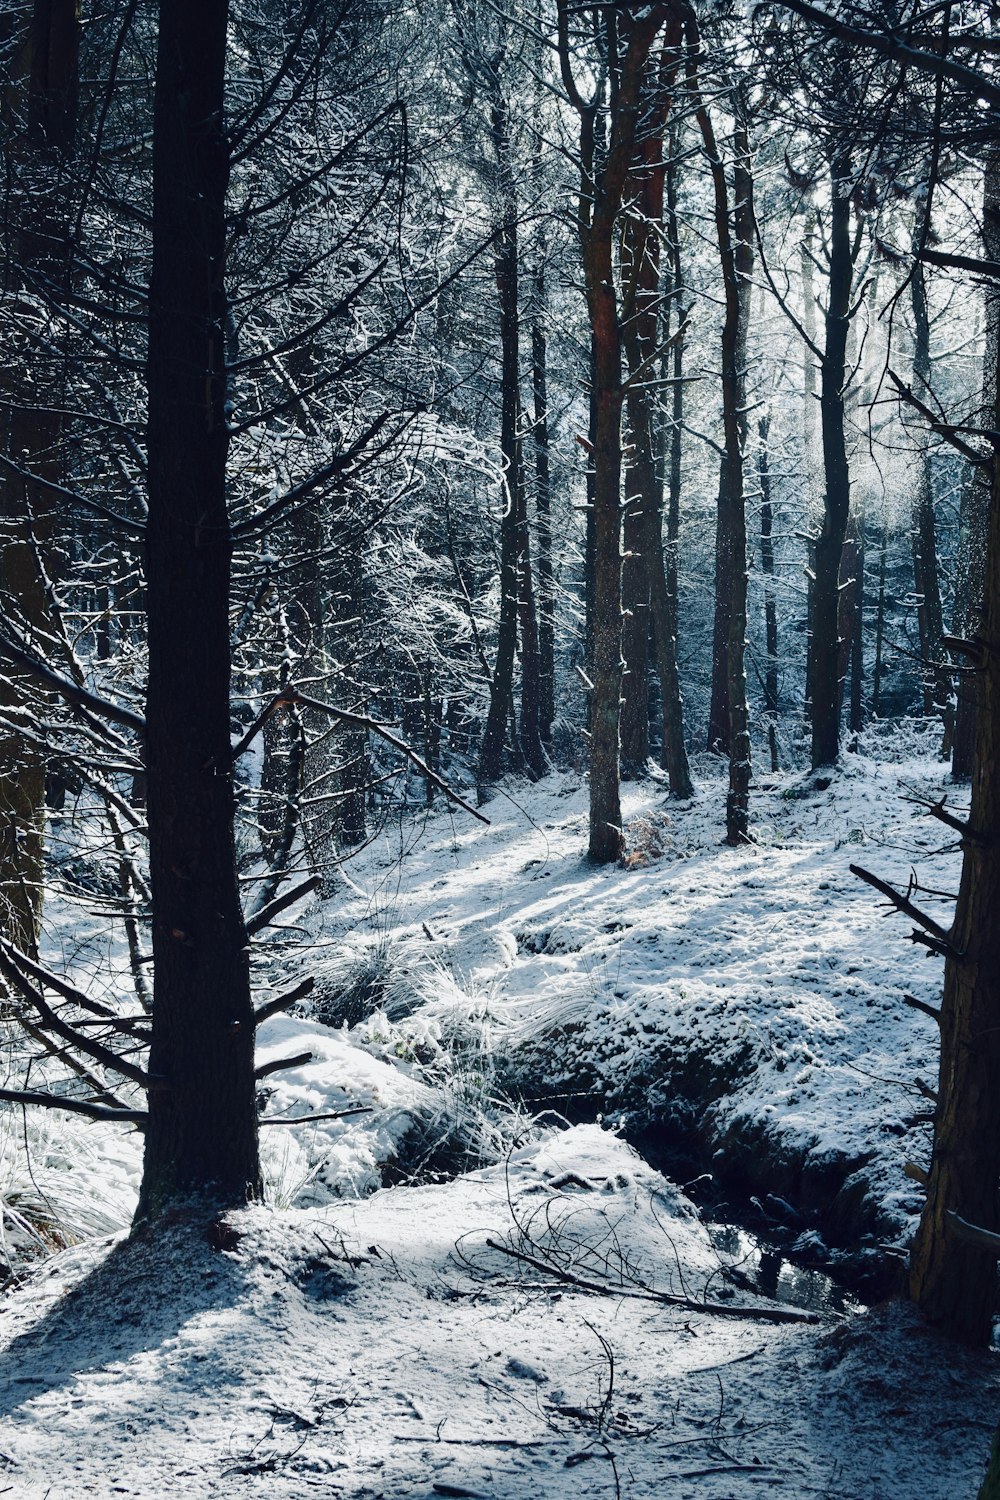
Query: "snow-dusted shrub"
0 1104 139 1275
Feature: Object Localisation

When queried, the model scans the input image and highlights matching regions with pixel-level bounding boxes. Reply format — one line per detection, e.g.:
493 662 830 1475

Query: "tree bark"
558 1 668 862
138 0 262 1217
0 0 80 955
657 146 695 799
758 414 780 772
951 148 999 778
809 152 853 769
531 272 556 751
478 100 545 789
908 185 1000 1342
909 255 951 733
620 25 692 796
692 66 752 842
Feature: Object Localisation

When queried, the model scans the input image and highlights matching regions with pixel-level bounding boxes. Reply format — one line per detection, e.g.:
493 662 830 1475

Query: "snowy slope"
0 732 996 1497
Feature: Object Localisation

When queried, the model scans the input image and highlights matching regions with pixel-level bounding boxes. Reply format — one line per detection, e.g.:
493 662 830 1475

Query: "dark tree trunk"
620 491 650 775
693 75 752 842
620 23 687 788
951 150 999 777
909 257 951 733
758 415 780 772
138 0 261 1217
809 152 853 769
801 231 819 729
479 101 545 788
531 276 556 751
657 147 694 799
0 0 80 955
908 326 1000 1341
477 118 520 791
558 1 668 862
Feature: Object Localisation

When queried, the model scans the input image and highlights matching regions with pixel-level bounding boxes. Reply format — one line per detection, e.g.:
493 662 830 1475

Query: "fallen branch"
259 1105 372 1127
483 1238 820 1324
254 1050 313 1080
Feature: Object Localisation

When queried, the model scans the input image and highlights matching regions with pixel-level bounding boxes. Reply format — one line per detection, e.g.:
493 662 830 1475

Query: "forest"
0 0 999 1494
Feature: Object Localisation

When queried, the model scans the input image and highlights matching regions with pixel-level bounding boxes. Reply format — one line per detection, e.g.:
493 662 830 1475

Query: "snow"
0 731 997 1497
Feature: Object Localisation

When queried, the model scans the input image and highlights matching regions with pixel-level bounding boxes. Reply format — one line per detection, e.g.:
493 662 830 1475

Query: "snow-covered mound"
0 1125 995 1499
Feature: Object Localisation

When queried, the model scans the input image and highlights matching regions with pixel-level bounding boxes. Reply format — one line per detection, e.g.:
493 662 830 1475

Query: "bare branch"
254 976 315 1028
0 1088 146 1124
245 876 321 938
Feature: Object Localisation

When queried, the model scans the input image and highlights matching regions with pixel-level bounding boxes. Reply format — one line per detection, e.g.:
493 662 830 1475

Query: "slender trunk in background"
692 61 752 841
656 145 695 798
619 21 683 779
0 0 80 955
139 0 261 1216
801 226 819 728
479 101 534 790
950 149 998 777
872 526 887 719
809 152 853 769
909 254 951 736
838 509 863 737
531 269 556 750
758 414 779 772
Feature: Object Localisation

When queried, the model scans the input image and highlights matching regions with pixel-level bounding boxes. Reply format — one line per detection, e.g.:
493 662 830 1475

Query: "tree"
139 0 261 1213
689 48 753 842
0 0 80 955
775 0 1000 1345
558 0 672 863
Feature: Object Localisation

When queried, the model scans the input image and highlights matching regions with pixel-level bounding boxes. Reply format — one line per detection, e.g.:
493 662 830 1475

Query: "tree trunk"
809 152 853 769
872 526 888 719
531 274 556 751
907 229 1000 1344
657 146 694 799
951 149 999 777
479 101 543 789
801 229 819 729
693 73 752 841
758 415 780 772
0 0 80 955
620 27 689 791
557 1 668 862
838 509 863 738
138 0 261 1217
909 255 951 733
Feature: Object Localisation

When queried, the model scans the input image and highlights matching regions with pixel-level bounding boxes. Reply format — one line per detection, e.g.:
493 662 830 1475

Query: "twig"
259 1106 372 1127
482 1238 819 1324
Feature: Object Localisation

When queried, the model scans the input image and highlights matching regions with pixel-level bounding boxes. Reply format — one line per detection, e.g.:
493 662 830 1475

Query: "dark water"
706 1220 861 1316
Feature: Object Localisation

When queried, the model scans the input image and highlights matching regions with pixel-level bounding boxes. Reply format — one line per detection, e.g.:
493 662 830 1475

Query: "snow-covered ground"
0 731 997 1497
